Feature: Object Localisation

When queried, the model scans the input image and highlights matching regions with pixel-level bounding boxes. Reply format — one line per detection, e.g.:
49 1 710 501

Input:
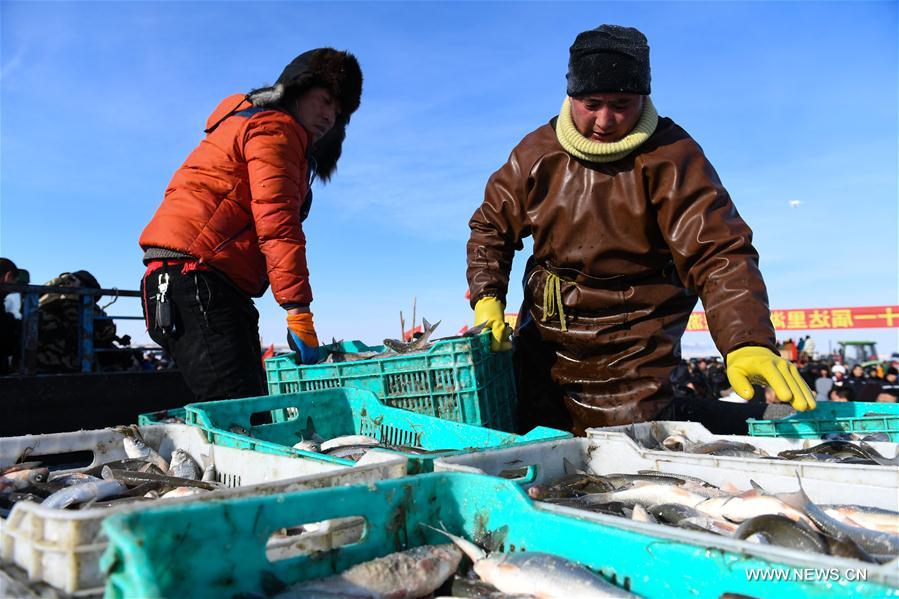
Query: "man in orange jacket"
139 48 362 401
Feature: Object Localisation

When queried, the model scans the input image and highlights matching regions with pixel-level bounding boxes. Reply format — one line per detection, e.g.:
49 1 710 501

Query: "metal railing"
0 282 160 376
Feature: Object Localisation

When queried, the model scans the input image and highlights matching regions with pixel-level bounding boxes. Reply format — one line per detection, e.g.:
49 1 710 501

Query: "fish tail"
420 522 486 563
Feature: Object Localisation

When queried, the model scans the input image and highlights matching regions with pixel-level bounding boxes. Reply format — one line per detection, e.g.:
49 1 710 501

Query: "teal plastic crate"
265 332 516 431
748 401 899 441
136 407 187 426
100 472 899 599
184 388 568 473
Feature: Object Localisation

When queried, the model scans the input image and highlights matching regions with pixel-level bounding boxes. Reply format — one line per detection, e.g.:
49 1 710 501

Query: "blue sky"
1 1 897 356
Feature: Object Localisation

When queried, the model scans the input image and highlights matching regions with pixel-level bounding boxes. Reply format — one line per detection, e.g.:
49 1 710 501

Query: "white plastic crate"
433 434 898 509
0 424 406 596
589 420 899 456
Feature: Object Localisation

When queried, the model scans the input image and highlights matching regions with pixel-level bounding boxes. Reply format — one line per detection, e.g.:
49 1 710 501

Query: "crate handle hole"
265 516 367 562
249 407 300 426
21 449 95 470
498 464 538 484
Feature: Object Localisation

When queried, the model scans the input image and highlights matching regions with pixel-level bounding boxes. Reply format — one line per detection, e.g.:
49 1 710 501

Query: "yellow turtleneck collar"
556 97 659 163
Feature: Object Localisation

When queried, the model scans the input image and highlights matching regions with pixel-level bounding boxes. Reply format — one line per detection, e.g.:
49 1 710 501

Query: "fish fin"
749 479 767 492
419 522 486 563
776 473 811 510
720 481 742 494
562 457 588 476
423 317 431 329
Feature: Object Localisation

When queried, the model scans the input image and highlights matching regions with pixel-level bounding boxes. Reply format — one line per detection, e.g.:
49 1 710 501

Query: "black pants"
653 395 766 435
141 265 266 402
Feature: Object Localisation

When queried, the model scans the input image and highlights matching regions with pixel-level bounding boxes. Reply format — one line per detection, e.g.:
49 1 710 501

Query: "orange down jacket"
140 94 312 305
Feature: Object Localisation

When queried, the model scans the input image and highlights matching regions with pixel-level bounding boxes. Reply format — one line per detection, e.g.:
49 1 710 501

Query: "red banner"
687 305 899 332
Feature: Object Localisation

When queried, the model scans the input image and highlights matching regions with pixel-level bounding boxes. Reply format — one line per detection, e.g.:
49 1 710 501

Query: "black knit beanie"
567 25 651 96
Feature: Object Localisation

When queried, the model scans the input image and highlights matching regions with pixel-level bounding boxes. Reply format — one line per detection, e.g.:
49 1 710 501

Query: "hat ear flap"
310 123 346 182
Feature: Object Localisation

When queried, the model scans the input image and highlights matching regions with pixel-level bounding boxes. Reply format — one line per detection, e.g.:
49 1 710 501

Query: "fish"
383 318 441 353
636 470 719 488
161 486 208 499
676 516 739 536
424 524 634 598
228 424 254 437
695 490 810 525
292 438 321 453
321 444 376 461
6 492 44 504
122 435 169 472
777 474 899 560
200 455 217 483
101 467 222 491
0 461 43 475
321 435 380 453
859 441 899 467
575 481 708 510
778 441 875 463
734 514 828 554
167 450 200 480
821 505 899 535
0 467 50 493
462 321 490 337
80 458 166 477
662 436 767 458
42 480 129 509
274 544 462 598
48 473 102 486
631 504 657 524
648 503 702 525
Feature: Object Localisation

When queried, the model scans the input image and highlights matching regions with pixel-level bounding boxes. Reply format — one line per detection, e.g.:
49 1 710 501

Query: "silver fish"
161 486 207 499
695 490 810 525
123 436 169 472
822 505 899 534
425 524 634 598
167 450 200 480
42 480 128 509
677 516 739 536
777 475 899 559
320 435 380 452
577 481 708 510
276 544 461 598
49 472 102 486
631 504 657 524
383 318 441 353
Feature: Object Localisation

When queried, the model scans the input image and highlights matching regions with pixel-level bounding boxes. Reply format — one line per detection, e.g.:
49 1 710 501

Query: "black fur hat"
248 48 363 181
567 25 650 97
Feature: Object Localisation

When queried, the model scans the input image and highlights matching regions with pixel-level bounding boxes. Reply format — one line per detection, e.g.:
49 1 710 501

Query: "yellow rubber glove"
474 296 512 352
726 346 816 411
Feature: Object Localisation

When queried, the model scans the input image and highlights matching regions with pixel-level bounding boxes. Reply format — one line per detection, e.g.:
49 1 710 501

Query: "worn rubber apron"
513 256 698 435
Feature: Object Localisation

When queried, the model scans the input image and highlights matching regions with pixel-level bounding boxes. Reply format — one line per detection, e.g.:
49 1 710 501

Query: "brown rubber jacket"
140 94 312 305
467 116 776 434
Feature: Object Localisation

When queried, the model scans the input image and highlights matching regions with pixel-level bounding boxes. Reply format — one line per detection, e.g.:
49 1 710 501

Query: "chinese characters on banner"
687 306 899 332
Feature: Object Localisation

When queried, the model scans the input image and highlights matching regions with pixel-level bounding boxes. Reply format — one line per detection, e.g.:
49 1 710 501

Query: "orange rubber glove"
726 346 816 411
286 312 320 365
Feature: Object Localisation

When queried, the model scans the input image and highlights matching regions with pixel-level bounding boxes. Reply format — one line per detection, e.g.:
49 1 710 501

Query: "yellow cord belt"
541 272 568 332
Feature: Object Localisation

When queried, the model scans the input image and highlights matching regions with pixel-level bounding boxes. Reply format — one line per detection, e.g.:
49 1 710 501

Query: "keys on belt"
155 272 175 332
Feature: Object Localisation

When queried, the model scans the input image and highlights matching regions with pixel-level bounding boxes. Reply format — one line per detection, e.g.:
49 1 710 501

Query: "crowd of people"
674 343 899 408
